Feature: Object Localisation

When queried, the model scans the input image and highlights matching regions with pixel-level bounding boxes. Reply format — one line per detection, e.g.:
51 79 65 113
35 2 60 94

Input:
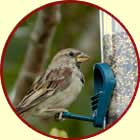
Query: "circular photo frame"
0 1 140 139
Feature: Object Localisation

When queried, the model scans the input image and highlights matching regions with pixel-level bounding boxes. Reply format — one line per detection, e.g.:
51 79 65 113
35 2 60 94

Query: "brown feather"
16 67 72 114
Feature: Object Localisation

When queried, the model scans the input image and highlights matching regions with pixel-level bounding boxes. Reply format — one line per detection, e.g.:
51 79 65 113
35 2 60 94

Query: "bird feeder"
99 11 138 124
57 10 138 128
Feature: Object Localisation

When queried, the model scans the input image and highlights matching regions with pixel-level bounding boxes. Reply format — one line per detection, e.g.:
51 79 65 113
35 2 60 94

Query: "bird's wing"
16 67 72 114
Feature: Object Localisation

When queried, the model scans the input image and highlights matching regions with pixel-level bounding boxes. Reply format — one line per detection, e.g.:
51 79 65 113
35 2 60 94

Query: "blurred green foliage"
49 128 68 138
3 3 101 138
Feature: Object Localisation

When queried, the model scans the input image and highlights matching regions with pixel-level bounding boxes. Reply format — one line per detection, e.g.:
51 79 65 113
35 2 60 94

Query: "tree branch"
12 6 61 106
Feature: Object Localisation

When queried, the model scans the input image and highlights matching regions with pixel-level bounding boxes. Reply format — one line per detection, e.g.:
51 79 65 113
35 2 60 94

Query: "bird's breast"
50 73 83 108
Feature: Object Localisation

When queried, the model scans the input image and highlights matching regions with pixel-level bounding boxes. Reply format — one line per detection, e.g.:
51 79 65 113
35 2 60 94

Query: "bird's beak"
76 53 89 63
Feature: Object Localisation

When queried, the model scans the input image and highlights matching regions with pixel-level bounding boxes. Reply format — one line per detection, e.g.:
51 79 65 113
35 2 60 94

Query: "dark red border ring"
0 0 140 140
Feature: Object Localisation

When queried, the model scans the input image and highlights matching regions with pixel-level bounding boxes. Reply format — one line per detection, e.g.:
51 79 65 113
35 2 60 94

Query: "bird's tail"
15 106 23 114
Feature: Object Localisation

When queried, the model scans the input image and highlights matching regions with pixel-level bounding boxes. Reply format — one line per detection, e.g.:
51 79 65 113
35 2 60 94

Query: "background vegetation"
3 3 101 138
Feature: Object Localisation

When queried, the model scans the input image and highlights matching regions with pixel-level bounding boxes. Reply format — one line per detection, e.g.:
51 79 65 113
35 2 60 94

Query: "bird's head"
51 48 89 68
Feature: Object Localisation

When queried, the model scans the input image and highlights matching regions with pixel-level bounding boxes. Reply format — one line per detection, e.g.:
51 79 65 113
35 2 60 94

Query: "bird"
16 48 89 120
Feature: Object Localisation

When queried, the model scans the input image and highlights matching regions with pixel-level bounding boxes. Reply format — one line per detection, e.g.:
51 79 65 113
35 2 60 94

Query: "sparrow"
16 48 89 119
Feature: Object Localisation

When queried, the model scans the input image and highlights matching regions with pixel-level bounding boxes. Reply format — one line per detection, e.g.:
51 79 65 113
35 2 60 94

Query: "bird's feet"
47 108 68 121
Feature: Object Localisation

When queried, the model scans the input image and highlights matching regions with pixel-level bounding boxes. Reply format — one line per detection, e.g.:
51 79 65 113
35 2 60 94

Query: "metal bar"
62 112 95 122
99 10 104 63
99 11 114 128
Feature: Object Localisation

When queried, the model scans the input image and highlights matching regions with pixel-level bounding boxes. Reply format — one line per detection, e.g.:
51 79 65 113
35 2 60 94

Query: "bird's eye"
69 51 74 57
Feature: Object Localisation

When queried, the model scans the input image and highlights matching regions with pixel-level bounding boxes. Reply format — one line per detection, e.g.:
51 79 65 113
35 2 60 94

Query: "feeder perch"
57 63 116 128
